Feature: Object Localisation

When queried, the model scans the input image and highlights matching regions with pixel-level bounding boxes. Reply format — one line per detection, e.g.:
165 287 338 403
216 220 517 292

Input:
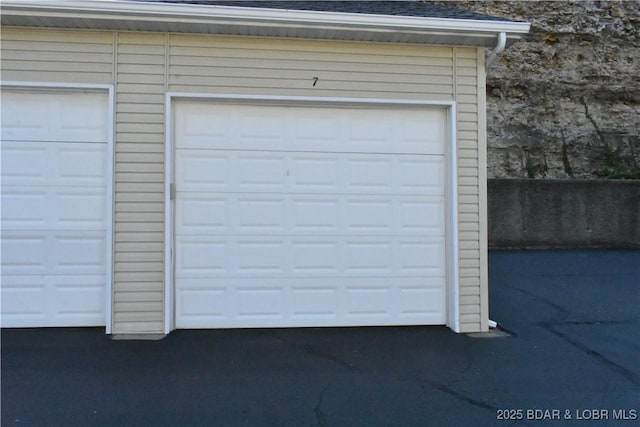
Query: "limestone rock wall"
435 1 640 178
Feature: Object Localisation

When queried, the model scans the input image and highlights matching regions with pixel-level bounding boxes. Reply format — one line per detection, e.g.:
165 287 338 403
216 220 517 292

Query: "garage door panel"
176 235 445 278
56 235 107 273
177 193 444 236
55 144 108 185
236 197 286 232
2 187 107 230
397 156 445 194
1 91 108 143
236 154 287 191
175 102 445 155
0 234 47 273
177 150 444 196
235 239 285 273
292 240 340 273
397 239 447 275
0 190 47 227
175 150 230 189
1 141 107 187
0 144 49 184
177 277 446 328
1 274 105 327
177 239 229 274
1 280 47 321
399 198 446 235
1 231 106 275
175 102 448 328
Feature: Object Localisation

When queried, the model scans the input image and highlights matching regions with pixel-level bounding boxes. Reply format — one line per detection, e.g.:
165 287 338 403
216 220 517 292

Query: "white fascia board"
1 0 531 44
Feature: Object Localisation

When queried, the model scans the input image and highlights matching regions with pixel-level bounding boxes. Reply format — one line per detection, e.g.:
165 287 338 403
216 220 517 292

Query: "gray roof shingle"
135 1 516 22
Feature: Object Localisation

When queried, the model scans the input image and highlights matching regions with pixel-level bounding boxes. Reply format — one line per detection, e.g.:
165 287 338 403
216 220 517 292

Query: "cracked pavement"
2 250 639 426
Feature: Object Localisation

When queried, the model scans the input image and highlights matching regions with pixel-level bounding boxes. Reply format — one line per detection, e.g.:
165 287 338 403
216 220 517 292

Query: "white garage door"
174 100 448 328
1 90 110 327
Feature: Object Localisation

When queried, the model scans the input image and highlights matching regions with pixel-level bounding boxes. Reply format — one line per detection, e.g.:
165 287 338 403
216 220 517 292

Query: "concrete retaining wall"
488 179 640 248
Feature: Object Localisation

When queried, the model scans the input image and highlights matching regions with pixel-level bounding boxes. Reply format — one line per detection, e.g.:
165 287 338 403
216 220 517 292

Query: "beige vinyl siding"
113 32 167 333
168 34 454 99
454 47 484 332
0 28 114 84
1 27 487 333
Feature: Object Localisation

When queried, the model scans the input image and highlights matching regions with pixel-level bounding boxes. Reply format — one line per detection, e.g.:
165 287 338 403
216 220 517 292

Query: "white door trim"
164 93 459 333
0 81 115 333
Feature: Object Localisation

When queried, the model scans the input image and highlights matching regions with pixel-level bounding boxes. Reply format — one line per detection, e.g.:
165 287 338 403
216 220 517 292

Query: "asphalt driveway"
2 249 639 426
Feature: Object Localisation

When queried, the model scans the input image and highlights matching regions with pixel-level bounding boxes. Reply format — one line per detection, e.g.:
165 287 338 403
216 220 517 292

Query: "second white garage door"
173 100 448 328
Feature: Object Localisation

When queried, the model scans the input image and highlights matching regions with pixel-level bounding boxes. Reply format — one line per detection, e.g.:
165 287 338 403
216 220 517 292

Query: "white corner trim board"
164 93 459 333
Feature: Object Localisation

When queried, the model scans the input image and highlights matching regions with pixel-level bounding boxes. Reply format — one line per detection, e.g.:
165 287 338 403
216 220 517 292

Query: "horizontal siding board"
117 73 165 85
114 317 164 326
459 176 479 186
170 35 454 57
115 153 164 163
168 75 453 94
114 251 164 262
117 103 165 114
1 50 112 63
459 258 480 268
1 28 113 43
459 285 480 296
116 122 164 133
460 295 480 306
117 63 166 74
1 40 113 54
1 70 113 84
115 193 165 203
459 213 479 223
170 56 452 75
117 93 166 104
169 64 453 84
459 241 480 252
459 185 479 196
458 158 479 168
114 261 164 271
116 173 165 183
2 59 113 73
117 83 165 94
115 222 164 233
115 211 164 222
115 202 164 212
115 242 164 253
459 268 480 279
460 249 480 261
117 44 166 55
168 86 454 100
114 233 164 244
116 113 164 124
117 53 167 65
114 272 164 282
116 162 164 173
114 302 164 313
116 133 165 144
114 292 164 303
458 148 479 159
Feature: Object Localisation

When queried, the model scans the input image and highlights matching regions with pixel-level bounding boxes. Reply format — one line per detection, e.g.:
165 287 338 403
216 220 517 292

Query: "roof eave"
0 0 531 47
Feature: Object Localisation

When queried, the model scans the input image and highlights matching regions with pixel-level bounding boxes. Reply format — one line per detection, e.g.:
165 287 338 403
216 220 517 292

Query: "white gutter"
485 31 507 68
1 0 531 46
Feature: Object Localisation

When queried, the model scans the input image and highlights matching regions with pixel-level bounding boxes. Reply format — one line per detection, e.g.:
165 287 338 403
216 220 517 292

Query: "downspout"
484 32 506 331
485 31 506 68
